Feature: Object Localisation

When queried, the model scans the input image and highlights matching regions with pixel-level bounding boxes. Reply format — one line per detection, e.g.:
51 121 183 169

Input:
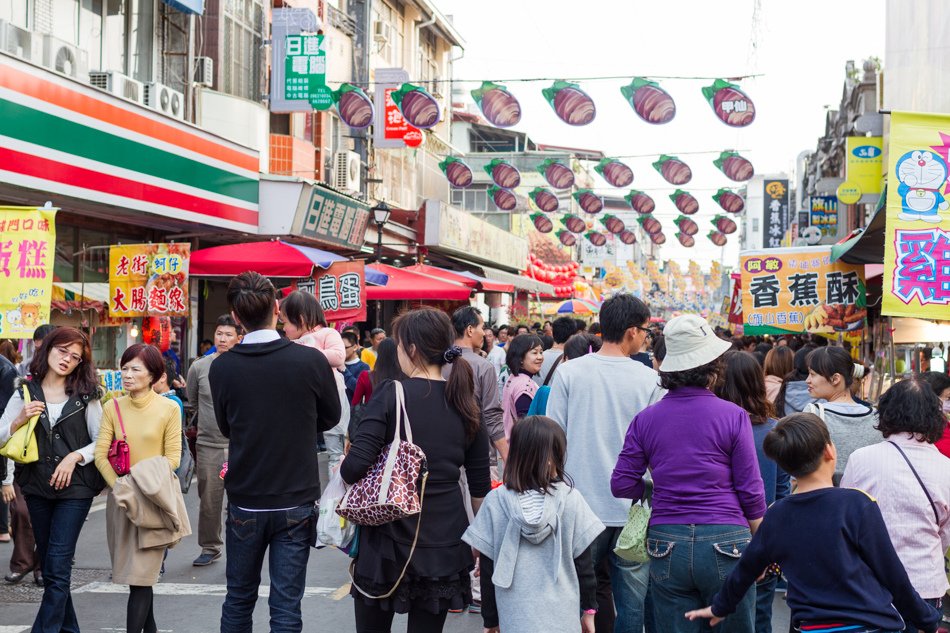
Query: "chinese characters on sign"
297 260 366 323
298 184 371 250
740 246 866 335
109 244 190 317
284 34 333 110
762 180 789 249
0 206 56 338
809 196 838 239
882 112 950 318
372 68 421 149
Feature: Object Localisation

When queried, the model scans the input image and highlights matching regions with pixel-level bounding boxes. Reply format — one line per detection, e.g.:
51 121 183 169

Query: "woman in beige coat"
95 344 187 633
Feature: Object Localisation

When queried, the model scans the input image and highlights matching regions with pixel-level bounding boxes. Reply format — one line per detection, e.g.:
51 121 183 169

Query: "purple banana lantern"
650 232 667 245
574 189 604 215
333 83 374 129
484 158 521 189
557 230 577 247
562 214 587 234
675 215 699 236
620 77 676 125
713 188 746 213
390 83 441 129
585 231 607 247
676 232 696 247
702 79 756 127
529 187 559 213
438 157 473 188
488 185 517 211
595 158 634 188
537 158 575 190
617 229 638 245
531 213 554 233
708 230 728 247
637 215 662 235
625 190 656 214
712 214 737 235
601 214 626 234
470 81 522 128
713 150 755 182
652 154 692 185
542 81 596 126
670 189 699 215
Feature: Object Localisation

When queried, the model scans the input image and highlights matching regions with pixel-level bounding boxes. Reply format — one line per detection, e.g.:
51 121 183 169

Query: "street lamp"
371 201 391 264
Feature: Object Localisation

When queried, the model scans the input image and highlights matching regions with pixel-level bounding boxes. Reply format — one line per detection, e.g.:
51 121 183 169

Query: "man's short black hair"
215 313 240 332
551 316 578 345
370 328 386 337
599 294 650 343
341 331 359 346
32 324 56 343
226 272 278 333
451 306 482 338
763 413 831 478
876 378 946 443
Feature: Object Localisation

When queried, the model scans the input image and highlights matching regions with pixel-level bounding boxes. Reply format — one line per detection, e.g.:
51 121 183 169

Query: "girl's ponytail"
446 356 480 444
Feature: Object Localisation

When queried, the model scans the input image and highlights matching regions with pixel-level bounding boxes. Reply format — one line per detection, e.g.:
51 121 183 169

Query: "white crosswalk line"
74 581 340 598
0 627 31 633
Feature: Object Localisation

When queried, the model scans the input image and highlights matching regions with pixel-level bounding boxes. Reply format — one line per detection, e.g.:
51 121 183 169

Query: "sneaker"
468 601 481 615
448 608 464 614
193 552 222 566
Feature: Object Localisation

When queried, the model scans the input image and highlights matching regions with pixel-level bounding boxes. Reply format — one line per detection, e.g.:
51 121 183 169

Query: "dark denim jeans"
24 495 93 633
220 503 314 633
589 525 651 633
647 524 755 633
754 576 777 633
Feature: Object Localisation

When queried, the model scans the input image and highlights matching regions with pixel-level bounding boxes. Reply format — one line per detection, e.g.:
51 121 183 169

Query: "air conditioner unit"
41 34 88 80
145 82 185 121
334 151 361 193
372 21 390 43
89 71 145 105
195 56 213 87
0 20 37 62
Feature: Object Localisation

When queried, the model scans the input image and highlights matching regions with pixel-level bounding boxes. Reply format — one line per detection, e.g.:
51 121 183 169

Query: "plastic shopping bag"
316 467 356 550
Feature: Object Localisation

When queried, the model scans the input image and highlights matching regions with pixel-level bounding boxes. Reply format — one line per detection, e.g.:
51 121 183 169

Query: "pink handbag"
108 399 131 476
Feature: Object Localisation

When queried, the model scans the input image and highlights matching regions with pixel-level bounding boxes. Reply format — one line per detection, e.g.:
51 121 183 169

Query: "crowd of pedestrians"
1 276 949 633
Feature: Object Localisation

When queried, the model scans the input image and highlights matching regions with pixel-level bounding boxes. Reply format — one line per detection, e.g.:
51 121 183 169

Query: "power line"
350 73 764 87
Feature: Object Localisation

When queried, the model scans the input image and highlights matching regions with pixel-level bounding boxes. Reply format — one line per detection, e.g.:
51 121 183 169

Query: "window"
0 0 30 28
223 0 263 101
52 0 80 43
102 0 126 73
373 1 403 67
128 0 153 82
752 218 760 232
79 0 103 69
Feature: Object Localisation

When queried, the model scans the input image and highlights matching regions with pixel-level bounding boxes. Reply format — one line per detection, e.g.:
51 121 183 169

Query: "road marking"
331 583 350 600
0 627 30 633
75 581 337 598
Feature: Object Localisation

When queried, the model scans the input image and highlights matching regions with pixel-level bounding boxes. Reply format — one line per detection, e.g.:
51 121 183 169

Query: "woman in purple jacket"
611 315 766 633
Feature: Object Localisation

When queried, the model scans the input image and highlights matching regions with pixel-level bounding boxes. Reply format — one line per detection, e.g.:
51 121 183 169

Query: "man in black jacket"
209 272 341 633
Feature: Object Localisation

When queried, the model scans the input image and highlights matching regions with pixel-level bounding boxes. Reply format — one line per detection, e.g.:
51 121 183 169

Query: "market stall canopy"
366 264 472 300
831 189 886 264
479 266 556 295
190 240 347 277
52 282 109 313
404 264 514 293
892 317 950 344
544 299 600 316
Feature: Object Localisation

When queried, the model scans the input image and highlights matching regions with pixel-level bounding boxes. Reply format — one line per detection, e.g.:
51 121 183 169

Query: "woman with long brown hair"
0 327 103 632
763 346 793 405
342 307 490 633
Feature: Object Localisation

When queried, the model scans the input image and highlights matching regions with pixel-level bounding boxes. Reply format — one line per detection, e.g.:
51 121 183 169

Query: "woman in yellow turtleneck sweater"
95 344 182 633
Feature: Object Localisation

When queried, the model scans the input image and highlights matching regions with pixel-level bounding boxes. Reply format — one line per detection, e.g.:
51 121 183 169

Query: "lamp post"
371 202 391 328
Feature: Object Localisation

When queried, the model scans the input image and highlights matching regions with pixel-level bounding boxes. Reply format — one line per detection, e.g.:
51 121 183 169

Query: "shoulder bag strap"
376 381 407 506
113 399 128 442
886 440 938 524
816 402 825 421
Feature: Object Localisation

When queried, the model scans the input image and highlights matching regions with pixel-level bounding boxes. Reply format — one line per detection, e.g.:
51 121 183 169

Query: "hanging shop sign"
0 206 56 338
109 244 190 317
423 200 528 271
762 179 790 249
373 68 419 150
284 33 333 110
296 184 370 250
728 275 743 325
882 112 950 318
809 196 838 239
296 260 366 323
740 246 866 336
270 8 321 113
845 136 883 197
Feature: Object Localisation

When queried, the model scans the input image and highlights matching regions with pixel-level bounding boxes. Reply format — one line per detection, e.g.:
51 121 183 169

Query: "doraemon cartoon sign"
895 149 949 222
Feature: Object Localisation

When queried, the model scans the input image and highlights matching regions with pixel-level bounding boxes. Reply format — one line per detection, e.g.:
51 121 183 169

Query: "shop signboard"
270 8 321 113
297 260 366 323
728 274 743 325
373 68 420 149
740 246 866 335
845 136 883 197
297 184 370 250
0 206 56 338
284 33 333 110
109 244 191 317
882 112 950 318
423 200 528 271
762 179 789 248
809 196 838 239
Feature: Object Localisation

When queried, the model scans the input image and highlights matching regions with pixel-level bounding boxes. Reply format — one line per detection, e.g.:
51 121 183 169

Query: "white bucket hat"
659 314 732 372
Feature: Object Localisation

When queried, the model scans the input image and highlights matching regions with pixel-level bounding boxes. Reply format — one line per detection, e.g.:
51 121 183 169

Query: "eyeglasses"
54 346 83 365
631 325 651 335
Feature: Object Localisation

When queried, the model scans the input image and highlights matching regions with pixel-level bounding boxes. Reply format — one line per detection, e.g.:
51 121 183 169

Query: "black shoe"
4 569 30 584
33 570 42 586
192 552 221 566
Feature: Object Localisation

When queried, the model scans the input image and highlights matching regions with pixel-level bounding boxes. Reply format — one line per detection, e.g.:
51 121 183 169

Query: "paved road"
0 457 791 632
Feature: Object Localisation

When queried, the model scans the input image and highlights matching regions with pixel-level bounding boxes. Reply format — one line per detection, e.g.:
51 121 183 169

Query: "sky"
436 0 886 270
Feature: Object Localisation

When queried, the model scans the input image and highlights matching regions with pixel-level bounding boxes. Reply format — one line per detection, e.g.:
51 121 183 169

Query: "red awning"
402 264 514 293
190 240 346 277
365 264 472 300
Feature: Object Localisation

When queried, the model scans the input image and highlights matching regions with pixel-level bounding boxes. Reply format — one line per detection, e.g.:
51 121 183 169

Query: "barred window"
222 0 263 101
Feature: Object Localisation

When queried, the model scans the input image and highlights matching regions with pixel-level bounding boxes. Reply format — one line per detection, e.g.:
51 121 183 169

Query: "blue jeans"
647 524 755 633
25 495 92 633
589 525 651 633
220 503 315 633
754 576 777 633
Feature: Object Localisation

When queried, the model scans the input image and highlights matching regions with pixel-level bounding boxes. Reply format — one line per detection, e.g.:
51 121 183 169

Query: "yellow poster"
741 246 865 335
845 136 883 196
882 112 950 318
0 206 57 338
109 244 190 317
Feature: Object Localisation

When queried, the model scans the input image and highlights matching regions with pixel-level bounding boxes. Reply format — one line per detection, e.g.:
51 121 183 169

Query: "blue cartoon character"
895 149 949 222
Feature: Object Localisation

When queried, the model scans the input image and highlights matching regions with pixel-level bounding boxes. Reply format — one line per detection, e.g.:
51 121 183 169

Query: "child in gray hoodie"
463 415 604 633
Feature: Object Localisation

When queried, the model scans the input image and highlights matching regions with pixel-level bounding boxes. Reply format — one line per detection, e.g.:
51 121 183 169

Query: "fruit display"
530 212 554 233
620 77 676 124
529 187 560 213
595 158 634 188
556 229 577 246
484 158 521 189
488 185 517 211
676 232 695 247
617 229 638 245
542 81 596 126
712 214 737 234
803 304 868 332
574 189 604 214
601 214 626 234
713 150 755 182
702 79 756 127
333 83 374 128
390 83 441 129
438 157 473 188
625 190 656 214
675 215 699 236
537 159 575 190
585 231 607 247
637 215 662 235
470 81 521 128
652 155 692 185
713 188 746 213
670 189 699 215
561 214 588 234
708 230 728 246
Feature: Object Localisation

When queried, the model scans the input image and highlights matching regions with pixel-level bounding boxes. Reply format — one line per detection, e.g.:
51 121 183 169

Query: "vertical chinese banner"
740 246 866 335
809 196 838 239
762 179 789 248
303 261 366 323
882 112 950 318
284 33 333 110
0 206 56 338
109 244 190 317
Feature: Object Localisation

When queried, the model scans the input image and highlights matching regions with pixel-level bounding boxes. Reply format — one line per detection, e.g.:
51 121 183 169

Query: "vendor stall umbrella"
552 299 600 315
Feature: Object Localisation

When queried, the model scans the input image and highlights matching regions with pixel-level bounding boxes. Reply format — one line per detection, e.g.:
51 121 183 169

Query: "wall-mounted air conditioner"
89 71 145 105
195 56 213 87
0 20 37 62
373 21 390 43
41 34 88 80
334 151 361 193
145 82 185 121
